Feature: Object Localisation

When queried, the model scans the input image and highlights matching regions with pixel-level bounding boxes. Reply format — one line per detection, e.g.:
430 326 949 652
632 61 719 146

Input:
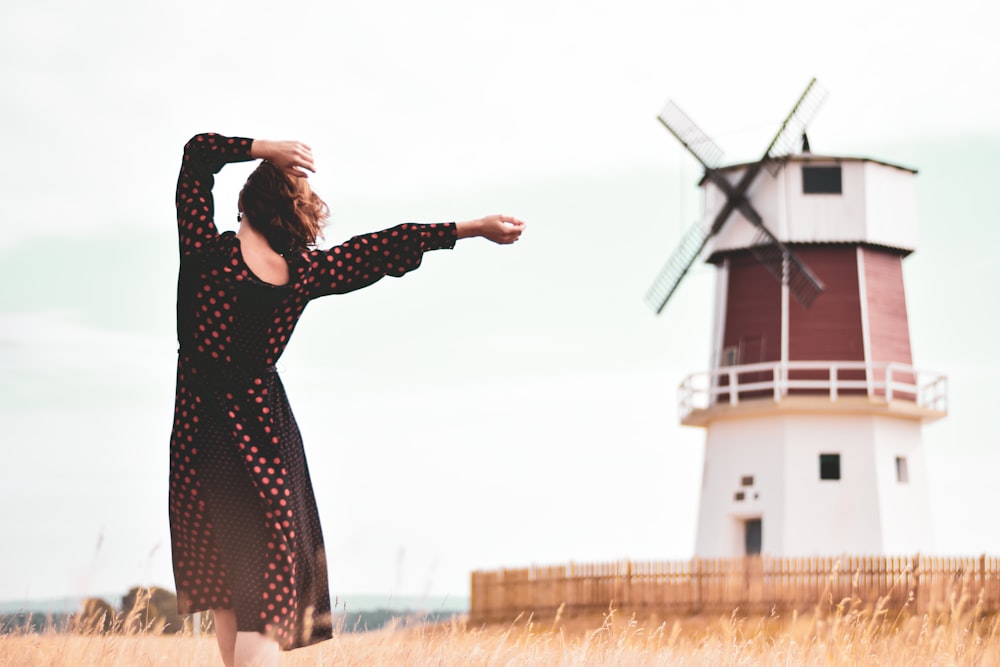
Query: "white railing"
678 361 948 421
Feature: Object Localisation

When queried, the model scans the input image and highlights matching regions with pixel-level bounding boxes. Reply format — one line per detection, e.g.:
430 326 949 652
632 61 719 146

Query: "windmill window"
819 453 841 480
802 166 842 194
895 456 909 483
734 491 745 502
741 475 754 487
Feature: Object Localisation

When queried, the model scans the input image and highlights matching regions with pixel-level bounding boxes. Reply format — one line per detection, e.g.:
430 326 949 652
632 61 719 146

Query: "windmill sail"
763 78 828 174
645 220 711 314
657 100 724 170
747 226 824 308
647 79 828 315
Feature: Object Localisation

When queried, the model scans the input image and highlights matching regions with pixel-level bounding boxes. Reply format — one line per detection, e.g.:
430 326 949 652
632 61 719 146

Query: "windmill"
646 81 948 558
646 78 828 315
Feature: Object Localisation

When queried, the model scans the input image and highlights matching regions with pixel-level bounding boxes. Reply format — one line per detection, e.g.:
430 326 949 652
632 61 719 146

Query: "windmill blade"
657 100 724 170
762 78 828 174
747 226 825 308
645 220 711 314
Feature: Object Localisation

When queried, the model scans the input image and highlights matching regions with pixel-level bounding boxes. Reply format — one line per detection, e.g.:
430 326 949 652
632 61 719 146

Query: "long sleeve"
175 133 255 255
303 222 457 299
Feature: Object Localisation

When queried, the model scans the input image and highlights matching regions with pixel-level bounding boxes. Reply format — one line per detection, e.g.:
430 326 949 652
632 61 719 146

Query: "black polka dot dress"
169 133 456 649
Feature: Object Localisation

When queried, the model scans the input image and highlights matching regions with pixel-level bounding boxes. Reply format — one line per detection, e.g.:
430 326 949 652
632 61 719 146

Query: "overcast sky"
1 0 998 608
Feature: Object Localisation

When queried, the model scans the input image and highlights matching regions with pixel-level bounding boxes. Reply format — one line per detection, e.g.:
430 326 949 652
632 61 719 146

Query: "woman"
170 133 524 666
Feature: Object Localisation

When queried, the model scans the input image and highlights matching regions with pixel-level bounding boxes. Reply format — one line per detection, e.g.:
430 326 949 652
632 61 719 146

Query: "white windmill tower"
648 80 948 558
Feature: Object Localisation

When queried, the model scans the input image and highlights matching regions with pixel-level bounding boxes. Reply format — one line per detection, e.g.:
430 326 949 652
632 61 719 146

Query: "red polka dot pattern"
169 133 456 650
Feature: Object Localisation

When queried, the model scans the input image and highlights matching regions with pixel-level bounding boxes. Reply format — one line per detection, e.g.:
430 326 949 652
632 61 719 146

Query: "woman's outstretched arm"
304 222 457 298
455 214 526 245
303 215 525 299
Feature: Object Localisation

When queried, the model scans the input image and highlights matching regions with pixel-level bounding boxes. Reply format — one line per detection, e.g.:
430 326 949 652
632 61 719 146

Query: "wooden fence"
470 555 1000 622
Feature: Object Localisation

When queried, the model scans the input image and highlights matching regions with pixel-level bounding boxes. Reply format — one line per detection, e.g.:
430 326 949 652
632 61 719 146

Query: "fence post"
695 558 703 614
980 553 987 600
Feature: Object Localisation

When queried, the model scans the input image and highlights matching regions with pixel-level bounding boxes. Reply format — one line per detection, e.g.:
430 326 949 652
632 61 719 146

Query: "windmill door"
744 518 762 555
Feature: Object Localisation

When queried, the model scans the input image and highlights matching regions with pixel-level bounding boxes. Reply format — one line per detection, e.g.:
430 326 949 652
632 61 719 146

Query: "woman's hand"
250 139 315 177
456 215 526 245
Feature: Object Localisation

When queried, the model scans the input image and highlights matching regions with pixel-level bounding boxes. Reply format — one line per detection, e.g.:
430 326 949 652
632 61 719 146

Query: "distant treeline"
336 608 461 632
0 587 461 636
1 612 73 633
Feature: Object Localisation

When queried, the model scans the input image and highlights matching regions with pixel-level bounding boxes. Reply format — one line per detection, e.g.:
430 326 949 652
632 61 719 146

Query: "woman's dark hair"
239 161 329 254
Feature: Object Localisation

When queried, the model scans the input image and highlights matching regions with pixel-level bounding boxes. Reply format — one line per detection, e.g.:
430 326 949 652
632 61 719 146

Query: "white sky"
1 0 998 608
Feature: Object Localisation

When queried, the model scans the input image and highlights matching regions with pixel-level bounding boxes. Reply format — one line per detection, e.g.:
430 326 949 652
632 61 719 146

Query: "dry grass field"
2 592 999 667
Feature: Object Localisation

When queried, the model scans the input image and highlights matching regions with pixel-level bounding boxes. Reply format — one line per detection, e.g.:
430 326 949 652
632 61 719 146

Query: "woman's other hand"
456 215 526 245
250 139 315 177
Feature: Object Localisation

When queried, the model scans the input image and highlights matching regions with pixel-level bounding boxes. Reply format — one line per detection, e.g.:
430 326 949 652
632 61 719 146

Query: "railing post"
773 365 781 401
886 365 894 402
679 379 688 420
831 365 838 401
729 368 738 405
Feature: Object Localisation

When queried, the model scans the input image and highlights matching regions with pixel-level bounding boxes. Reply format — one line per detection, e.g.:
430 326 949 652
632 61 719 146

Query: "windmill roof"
698 154 918 186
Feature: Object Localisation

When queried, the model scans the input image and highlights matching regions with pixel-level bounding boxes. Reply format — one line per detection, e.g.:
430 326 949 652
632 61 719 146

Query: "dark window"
741 475 754 487
819 453 841 480
734 491 745 501
896 456 909 483
745 518 762 555
802 166 842 194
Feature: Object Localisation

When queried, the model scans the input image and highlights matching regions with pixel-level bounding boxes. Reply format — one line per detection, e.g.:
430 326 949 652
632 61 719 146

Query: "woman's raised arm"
249 140 315 177
175 133 255 254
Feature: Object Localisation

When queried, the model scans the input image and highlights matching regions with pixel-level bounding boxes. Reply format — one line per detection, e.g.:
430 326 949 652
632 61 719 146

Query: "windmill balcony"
678 361 948 426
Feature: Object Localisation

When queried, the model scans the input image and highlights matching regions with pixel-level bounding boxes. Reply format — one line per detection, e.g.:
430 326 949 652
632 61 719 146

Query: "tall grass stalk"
2 588 998 666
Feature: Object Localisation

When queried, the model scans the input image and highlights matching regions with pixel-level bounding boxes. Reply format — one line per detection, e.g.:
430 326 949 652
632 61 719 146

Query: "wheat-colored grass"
3 592 999 667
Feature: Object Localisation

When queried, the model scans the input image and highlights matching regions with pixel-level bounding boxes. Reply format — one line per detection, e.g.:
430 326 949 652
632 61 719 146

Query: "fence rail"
678 361 948 420
470 555 1000 622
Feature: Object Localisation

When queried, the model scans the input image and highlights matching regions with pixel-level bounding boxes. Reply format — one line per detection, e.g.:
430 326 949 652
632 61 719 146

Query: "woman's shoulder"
180 231 237 264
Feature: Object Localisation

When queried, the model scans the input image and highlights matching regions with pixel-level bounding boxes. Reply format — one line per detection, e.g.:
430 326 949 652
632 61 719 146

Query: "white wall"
873 418 934 554
702 158 918 257
781 414 885 555
695 417 787 557
695 412 933 558
863 162 920 251
784 160 869 244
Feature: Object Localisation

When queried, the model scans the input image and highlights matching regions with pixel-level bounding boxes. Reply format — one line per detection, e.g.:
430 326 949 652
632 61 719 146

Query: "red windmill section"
787 246 866 396
715 244 913 402
860 246 915 398
718 252 780 399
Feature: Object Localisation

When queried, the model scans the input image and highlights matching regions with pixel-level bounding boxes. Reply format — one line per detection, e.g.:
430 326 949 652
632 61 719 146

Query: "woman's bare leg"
234 631 280 667
212 609 237 667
